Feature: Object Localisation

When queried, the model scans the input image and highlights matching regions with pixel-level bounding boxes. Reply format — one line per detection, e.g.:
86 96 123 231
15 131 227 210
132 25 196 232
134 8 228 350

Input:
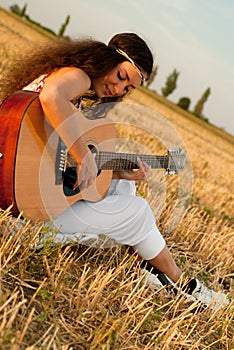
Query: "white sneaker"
187 279 230 312
142 268 165 290
142 268 230 312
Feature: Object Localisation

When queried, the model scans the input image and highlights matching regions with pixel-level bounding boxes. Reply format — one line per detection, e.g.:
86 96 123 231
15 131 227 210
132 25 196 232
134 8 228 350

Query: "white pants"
52 180 165 260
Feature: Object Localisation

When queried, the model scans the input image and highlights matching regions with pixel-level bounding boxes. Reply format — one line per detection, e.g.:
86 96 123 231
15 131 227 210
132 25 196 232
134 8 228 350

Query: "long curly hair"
0 32 154 102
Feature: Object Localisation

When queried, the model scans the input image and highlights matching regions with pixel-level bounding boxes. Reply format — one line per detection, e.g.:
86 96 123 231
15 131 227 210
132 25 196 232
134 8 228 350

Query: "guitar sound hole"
63 167 101 197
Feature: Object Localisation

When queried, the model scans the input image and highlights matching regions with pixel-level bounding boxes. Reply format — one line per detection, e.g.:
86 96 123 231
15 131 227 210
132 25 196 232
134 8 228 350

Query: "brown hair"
108 32 153 78
0 33 154 102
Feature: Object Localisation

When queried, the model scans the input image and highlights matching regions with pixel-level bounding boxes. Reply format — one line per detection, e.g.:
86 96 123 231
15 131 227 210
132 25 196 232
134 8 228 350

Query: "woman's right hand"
73 149 98 190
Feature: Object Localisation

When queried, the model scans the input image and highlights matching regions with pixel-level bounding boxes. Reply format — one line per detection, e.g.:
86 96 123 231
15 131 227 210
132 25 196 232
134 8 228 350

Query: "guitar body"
0 91 115 221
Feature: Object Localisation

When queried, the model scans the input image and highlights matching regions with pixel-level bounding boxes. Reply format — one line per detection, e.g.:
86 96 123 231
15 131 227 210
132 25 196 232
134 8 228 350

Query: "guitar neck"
65 148 185 174
95 151 169 170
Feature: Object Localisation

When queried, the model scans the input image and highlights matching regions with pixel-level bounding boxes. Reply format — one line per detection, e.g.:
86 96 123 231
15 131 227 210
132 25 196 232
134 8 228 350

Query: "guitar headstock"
165 148 186 175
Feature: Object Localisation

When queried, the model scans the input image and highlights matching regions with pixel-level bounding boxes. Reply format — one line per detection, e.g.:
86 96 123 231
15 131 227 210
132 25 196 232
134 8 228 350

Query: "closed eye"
124 85 135 95
117 70 136 95
117 71 125 81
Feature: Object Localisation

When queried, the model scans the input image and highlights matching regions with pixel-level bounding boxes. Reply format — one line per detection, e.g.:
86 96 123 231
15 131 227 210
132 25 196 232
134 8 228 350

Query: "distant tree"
193 87 211 118
21 4 27 17
10 3 56 36
10 3 27 17
145 65 158 88
161 69 180 97
58 15 70 36
177 97 191 111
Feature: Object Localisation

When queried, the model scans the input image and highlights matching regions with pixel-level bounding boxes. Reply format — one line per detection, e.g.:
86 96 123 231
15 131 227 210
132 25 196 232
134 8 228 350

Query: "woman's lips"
104 85 113 96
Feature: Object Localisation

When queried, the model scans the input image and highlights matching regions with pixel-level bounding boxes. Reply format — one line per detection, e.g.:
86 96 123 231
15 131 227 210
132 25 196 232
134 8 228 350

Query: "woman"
1 32 229 311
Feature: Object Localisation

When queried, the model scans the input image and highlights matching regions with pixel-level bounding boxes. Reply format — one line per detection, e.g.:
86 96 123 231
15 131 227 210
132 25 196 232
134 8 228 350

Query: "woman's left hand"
112 157 151 181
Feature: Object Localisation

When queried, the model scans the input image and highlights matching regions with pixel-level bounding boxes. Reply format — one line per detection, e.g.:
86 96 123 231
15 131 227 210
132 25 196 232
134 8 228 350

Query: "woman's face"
92 61 147 98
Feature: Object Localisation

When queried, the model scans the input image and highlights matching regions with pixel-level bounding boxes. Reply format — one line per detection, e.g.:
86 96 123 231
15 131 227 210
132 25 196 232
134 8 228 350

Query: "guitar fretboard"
95 151 169 170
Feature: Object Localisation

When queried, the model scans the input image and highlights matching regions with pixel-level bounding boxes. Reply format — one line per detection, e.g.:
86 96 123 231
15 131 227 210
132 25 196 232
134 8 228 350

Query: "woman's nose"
113 82 127 96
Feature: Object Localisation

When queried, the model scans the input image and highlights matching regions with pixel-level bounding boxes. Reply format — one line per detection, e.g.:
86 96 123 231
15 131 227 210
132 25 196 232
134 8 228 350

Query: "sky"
1 0 234 136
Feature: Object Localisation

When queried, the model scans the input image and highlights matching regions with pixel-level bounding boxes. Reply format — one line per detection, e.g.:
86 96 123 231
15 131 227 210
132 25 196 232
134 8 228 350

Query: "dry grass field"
0 7 233 349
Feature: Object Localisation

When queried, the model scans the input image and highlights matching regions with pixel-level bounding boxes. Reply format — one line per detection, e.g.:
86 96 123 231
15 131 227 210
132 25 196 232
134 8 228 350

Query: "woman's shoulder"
51 67 90 80
45 67 91 92
23 67 90 94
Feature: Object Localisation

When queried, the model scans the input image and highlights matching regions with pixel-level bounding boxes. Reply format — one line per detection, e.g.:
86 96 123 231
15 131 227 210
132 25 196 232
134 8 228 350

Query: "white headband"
116 48 145 84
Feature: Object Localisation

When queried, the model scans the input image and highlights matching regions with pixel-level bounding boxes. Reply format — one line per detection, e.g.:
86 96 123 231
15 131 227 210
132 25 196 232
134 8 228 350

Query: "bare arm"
39 67 98 189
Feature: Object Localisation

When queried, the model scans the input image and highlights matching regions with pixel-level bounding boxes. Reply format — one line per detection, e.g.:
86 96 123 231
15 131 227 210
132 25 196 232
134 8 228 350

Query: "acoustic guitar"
0 91 186 221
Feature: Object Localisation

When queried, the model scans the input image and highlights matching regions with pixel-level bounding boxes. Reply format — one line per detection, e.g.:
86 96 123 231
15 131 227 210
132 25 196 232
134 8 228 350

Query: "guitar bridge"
165 148 186 175
55 138 68 185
